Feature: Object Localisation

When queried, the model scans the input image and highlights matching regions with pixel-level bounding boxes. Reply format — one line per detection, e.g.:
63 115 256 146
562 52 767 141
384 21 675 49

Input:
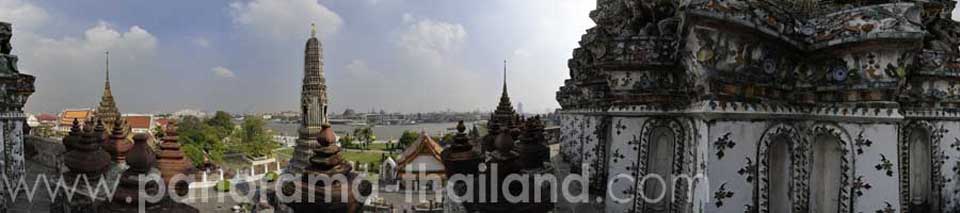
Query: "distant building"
172 109 207 118
56 108 93 132
35 113 58 126
25 114 38 127
122 114 153 134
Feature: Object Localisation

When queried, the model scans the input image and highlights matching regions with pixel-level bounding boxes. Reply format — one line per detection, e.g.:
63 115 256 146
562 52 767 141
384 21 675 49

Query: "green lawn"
341 150 388 173
365 143 397 151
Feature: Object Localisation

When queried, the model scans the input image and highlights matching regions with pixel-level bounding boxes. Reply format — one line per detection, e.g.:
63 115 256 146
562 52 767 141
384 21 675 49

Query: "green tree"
206 111 234 139
230 117 278 158
441 133 455 146
353 126 375 150
398 130 419 150
339 133 356 149
176 115 227 166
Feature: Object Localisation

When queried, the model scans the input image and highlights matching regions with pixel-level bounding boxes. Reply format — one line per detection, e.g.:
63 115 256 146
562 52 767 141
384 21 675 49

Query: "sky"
1 0 596 114
2 1 958 115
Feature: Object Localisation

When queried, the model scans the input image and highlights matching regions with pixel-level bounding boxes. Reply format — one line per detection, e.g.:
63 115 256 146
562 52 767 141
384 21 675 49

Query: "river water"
266 121 485 142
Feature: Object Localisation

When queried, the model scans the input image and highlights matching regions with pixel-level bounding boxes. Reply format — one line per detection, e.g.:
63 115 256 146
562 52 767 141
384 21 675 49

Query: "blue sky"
2 0 596 114
3 0 958 114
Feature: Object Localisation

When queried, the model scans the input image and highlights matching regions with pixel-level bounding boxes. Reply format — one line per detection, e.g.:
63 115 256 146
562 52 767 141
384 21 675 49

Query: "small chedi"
156 122 195 196
556 0 960 212
102 117 132 163
441 121 484 210
100 133 158 212
55 119 114 212
277 124 369 212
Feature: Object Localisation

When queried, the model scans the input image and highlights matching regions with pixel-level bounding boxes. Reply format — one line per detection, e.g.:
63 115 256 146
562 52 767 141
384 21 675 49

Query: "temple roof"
59 108 93 126
122 115 152 129
397 131 444 171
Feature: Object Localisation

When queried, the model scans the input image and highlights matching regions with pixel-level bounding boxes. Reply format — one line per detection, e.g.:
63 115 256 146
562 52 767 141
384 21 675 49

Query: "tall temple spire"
105 51 110 84
502 60 508 97
95 50 121 130
288 23 329 173
489 60 518 134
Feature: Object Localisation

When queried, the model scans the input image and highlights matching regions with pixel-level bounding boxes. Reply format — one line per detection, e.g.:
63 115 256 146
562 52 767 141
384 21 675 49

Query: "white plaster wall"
839 123 901 212
934 121 960 211
579 115 601 189
705 121 767 213
559 114 583 166
604 117 648 213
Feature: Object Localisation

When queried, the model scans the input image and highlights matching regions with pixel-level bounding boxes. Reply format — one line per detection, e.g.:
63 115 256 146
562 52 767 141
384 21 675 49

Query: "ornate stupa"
282 124 368 212
156 122 194 196
440 121 484 211
289 23 330 174
103 133 159 211
102 116 132 163
441 121 484 176
63 119 112 182
517 116 550 170
94 52 122 130
55 119 113 212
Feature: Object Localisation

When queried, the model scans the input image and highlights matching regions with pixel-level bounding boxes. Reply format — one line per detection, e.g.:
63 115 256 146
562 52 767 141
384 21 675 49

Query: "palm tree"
353 126 376 150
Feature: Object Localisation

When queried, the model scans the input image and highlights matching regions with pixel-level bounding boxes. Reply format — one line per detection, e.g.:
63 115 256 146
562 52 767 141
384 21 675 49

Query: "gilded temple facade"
556 0 960 212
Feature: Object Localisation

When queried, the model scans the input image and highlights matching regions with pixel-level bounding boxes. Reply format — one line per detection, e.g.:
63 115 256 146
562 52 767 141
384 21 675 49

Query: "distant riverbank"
265 120 485 142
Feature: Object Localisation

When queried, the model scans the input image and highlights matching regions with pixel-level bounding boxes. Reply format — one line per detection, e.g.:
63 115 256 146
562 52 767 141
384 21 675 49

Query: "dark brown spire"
490 60 518 132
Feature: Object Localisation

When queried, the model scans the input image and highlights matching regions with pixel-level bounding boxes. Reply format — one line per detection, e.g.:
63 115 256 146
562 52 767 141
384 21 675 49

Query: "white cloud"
230 0 343 41
954 1 960 21
344 59 379 78
13 20 158 113
396 16 467 59
192 37 210 48
212 66 235 78
0 0 49 31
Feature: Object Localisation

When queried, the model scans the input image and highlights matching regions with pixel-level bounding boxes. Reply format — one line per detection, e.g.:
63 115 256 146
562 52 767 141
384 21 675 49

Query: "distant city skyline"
1 0 597 114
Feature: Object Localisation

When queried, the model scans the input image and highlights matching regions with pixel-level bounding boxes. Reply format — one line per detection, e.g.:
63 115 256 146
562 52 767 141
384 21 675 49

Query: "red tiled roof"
123 116 152 129
36 113 58 121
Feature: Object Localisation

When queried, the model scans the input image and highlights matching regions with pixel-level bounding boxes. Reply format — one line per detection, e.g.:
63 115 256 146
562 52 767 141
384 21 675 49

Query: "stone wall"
558 102 960 212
